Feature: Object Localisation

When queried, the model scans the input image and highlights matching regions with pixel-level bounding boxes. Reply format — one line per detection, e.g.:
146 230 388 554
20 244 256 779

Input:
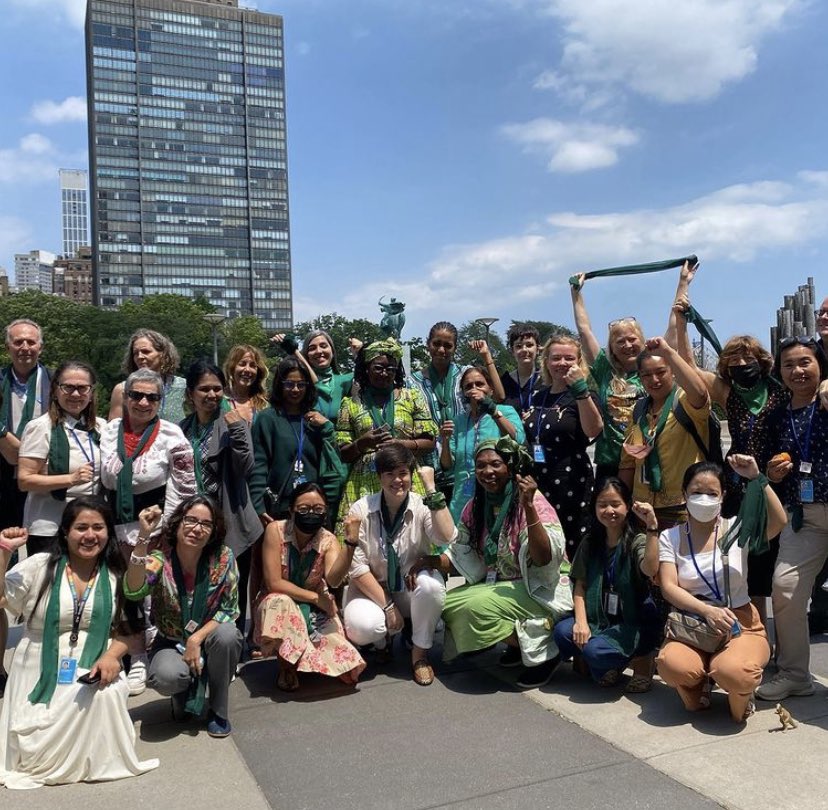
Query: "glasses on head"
182 515 214 531
608 316 638 329
127 390 162 403
281 380 308 390
295 505 327 516
370 364 398 375
778 336 818 351
58 383 92 396
817 309 828 318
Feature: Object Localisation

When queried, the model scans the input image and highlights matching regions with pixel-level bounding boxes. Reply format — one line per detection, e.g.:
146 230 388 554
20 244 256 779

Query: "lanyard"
685 521 722 602
68 427 96 476
65 561 98 647
463 413 484 476
788 402 816 463
532 389 570 442
286 414 305 465
519 371 537 412
604 543 622 590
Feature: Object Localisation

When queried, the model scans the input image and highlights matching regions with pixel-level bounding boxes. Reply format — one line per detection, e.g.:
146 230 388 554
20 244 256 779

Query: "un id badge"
184 619 199 634
533 444 546 463
485 569 497 586
462 476 475 498
800 478 815 504
605 592 619 617
58 656 78 684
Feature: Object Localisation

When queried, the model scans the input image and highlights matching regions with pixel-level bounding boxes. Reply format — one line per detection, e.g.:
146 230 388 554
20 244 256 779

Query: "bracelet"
129 552 148 565
567 377 590 398
344 539 358 548
0 539 16 553
423 491 447 511
135 535 150 544
526 519 541 528
574 394 590 401
646 525 659 532
382 600 395 612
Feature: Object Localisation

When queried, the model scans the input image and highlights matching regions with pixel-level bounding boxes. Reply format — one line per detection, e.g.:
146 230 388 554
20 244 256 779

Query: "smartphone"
77 671 101 685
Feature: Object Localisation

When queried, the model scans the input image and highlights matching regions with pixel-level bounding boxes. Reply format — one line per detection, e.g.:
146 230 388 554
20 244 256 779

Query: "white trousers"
344 570 446 650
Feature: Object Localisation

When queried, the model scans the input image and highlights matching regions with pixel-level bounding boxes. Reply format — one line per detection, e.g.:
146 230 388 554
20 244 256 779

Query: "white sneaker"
127 655 148 696
755 672 814 701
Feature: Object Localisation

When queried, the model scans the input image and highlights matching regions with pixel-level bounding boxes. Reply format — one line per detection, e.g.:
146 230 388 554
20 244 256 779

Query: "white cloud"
30 96 87 125
9 0 87 29
533 0 800 105
0 134 58 185
0 217 33 270
500 118 639 172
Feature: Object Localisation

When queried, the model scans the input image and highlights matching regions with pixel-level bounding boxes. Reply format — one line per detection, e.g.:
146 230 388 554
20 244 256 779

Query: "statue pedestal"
402 343 412 376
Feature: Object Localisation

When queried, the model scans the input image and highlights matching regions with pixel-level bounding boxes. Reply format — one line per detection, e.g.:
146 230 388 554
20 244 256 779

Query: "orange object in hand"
771 452 792 464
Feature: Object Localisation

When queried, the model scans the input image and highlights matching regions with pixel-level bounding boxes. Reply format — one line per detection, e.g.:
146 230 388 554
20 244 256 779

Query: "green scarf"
115 417 159 523
684 304 722 355
427 364 458 423
48 420 100 501
636 386 677 493
720 475 770 552
732 379 769 417
483 481 514 567
184 415 218 495
288 541 320 633
381 493 409 592
582 535 641 658
569 255 696 290
3 366 39 437
364 339 403 362
29 557 112 705
171 549 211 716
363 386 396 434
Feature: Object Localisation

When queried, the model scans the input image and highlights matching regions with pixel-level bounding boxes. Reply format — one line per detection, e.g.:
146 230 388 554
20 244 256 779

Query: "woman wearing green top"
570 274 646 478
302 330 356 422
553 477 660 690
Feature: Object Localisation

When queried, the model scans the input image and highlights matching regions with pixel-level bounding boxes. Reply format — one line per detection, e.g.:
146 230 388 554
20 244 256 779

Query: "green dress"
314 368 353 422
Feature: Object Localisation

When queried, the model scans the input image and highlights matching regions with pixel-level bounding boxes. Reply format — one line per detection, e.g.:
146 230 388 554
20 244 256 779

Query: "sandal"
625 674 654 693
276 665 299 692
598 669 621 687
412 658 434 687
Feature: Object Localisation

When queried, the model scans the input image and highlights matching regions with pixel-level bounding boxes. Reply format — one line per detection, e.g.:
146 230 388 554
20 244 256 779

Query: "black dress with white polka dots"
523 386 597 558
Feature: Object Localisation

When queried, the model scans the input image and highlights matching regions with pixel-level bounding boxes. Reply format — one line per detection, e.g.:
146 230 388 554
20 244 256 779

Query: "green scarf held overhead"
683 305 722 355
636 386 677 493
569 255 697 290
115 417 159 523
720 475 770 553
3 366 39 437
48 420 100 502
288 541 320 633
483 481 514 567
29 557 112 705
171 549 212 716
427 364 457 423
363 386 396 434
381 493 409 592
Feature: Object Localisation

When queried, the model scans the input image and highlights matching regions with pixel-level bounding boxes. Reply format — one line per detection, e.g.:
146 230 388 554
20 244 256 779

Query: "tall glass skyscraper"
85 0 292 329
59 169 90 257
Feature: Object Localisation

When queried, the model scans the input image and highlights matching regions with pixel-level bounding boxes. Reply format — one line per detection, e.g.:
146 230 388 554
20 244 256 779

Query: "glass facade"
85 0 292 329
59 170 90 258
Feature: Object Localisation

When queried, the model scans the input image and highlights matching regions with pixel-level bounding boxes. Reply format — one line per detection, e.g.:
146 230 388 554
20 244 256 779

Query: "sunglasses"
58 383 92 396
127 390 162 403
608 316 638 329
282 380 308 390
778 336 818 351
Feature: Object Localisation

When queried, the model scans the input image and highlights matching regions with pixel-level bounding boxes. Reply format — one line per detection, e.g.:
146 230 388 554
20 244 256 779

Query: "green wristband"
568 377 589 398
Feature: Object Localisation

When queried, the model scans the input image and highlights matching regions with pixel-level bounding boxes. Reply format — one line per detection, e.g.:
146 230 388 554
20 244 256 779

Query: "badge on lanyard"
800 461 813 475
605 591 619 617
58 656 78 684
462 476 475 497
485 569 497 586
532 443 546 463
184 619 199 634
801 479 815 504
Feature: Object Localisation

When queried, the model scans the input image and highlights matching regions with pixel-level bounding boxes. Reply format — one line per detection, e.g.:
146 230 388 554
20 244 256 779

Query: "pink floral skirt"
255 593 365 682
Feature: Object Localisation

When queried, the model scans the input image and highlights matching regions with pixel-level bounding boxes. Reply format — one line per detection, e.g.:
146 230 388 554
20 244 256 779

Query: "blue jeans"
554 616 657 682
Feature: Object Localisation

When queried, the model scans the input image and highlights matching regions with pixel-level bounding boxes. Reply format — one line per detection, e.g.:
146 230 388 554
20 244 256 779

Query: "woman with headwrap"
335 340 437 538
410 437 572 689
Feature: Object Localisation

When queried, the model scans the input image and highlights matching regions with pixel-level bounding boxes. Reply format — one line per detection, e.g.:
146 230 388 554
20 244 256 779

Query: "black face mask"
729 360 762 389
294 512 326 534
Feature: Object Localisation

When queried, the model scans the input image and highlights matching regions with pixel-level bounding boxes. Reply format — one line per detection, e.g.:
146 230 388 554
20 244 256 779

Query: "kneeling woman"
0 498 158 790
255 483 365 691
423 438 572 689
343 445 456 686
125 496 243 738
655 456 787 722
553 478 660 690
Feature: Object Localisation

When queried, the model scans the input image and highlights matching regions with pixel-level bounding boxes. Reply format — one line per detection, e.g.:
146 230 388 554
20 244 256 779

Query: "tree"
454 321 510 370
220 315 269 360
285 313 386 372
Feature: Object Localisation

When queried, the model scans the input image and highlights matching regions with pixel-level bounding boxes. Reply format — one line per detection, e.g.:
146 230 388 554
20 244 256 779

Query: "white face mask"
685 494 722 523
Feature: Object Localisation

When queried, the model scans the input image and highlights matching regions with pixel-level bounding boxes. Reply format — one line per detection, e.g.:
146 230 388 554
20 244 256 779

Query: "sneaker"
755 673 815 701
498 646 522 668
207 711 232 738
127 655 148 696
516 655 560 689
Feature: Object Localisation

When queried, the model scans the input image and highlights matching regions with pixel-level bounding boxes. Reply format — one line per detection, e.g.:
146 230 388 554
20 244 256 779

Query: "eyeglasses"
127 390 162 403
370 364 398 375
608 316 638 329
778 336 818 351
182 516 214 531
295 506 327 516
282 380 308 390
58 383 92 396
817 309 828 318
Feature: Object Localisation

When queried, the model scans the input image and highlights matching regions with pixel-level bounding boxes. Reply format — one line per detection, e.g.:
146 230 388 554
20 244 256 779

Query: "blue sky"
1 0 826 348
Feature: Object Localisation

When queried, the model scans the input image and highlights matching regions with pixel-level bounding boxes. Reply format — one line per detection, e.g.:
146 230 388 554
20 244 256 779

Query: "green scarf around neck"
288 540 320 633
48 420 100 501
29 556 112 705
171 549 212 716
732 379 769 417
184 413 218 495
115 417 159 523
483 481 514 567
427 364 457 423
381 493 409 592
3 366 39 437
637 386 677 493
363 386 396 433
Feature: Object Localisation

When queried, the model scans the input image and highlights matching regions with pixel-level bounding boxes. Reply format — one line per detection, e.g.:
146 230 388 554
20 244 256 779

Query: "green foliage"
287 313 386 372
455 321 510 370
221 315 270 359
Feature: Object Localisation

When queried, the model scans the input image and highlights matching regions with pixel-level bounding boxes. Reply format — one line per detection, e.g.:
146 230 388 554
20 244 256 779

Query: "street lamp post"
202 313 226 365
474 317 499 343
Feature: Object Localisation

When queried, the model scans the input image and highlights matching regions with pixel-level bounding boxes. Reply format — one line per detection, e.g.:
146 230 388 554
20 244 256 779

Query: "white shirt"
658 518 750 608
19 413 106 536
347 491 456 583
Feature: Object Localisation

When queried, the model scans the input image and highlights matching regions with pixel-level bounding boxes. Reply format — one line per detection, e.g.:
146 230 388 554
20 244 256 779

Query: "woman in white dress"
0 497 158 790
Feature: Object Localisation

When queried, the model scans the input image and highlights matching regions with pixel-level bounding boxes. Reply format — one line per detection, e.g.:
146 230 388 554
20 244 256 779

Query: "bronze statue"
378 296 406 339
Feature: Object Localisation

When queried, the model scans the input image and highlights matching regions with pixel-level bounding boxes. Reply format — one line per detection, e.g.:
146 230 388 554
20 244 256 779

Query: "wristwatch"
0 425 8 439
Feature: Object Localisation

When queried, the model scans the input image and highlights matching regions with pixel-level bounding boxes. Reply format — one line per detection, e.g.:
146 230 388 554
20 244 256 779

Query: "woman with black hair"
0 497 158 788
335 339 437 538
125 496 243 738
553 478 660 690
415 437 572 689
250 356 343 524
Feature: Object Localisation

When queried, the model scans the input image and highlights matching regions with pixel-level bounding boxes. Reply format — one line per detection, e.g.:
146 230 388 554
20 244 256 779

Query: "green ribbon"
29 557 112 705
115 417 159 523
363 386 396 434
683 305 722 355
569 255 697 290
288 542 320 633
636 386 677 493
48 421 100 502
483 481 514 568
171 549 211 716
720 475 770 553
381 493 409 592
3 366 39 437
